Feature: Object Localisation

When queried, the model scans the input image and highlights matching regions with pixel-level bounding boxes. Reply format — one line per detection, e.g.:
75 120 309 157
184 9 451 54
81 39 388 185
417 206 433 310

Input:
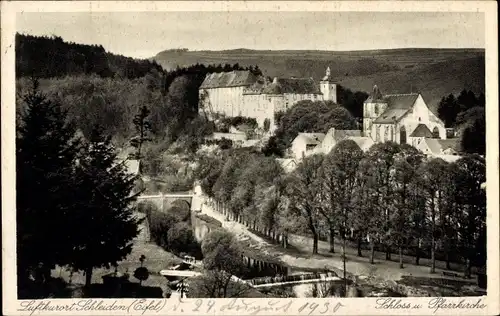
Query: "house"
290 128 374 160
409 123 434 147
290 133 325 159
314 128 364 155
363 85 446 144
199 67 338 130
416 138 460 156
276 158 299 173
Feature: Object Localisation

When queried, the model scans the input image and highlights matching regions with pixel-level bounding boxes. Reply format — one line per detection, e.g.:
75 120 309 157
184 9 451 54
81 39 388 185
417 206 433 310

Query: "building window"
432 127 440 138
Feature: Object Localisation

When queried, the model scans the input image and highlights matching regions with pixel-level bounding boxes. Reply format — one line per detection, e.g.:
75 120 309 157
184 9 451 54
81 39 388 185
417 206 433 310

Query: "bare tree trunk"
446 251 451 270
329 226 335 253
313 233 319 254
357 234 362 257
385 245 391 260
85 267 93 288
415 244 421 265
370 242 375 264
399 246 404 269
283 235 288 249
431 236 436 273
464 258 472 278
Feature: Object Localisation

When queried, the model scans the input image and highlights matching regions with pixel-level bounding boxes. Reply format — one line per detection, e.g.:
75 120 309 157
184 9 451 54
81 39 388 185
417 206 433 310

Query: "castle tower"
363 85 388 138
320 67 337 103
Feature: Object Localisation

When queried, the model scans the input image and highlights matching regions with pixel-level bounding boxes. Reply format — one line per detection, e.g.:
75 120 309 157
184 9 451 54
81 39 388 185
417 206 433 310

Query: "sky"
16 11 485 59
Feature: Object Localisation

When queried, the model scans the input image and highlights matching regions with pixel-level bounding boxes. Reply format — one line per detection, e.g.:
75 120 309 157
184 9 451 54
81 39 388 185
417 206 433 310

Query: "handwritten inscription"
17 297 486 315
428 297 486 314
375 297 487 314
18 299 166 315
170 297 345 315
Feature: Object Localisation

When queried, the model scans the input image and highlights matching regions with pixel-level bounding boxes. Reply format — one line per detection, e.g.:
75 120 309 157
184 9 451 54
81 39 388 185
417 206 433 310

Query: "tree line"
437 89 485 155
16 33 164 79
196 141 486 277
16 79 141 298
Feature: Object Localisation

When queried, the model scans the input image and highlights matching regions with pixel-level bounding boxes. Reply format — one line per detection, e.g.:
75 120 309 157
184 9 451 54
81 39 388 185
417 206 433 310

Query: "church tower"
320 67 337 103
363 85 387 139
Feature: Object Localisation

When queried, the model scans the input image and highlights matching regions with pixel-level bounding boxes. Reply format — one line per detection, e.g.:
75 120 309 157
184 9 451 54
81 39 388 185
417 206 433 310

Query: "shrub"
148 211 179 249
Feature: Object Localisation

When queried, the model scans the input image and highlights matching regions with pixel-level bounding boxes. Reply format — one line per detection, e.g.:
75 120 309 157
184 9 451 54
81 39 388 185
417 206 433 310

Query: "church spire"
322 66 331 81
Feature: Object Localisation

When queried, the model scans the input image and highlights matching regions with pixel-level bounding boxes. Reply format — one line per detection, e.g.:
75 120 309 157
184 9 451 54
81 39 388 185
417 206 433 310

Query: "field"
152 48 485 110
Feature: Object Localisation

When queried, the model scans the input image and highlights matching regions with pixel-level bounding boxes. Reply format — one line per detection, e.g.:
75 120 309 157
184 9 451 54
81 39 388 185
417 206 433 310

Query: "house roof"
295 133 326 145
410 124 434 137
200 70 257 89
423 138 460 155
125 160 141 176
276 158 298 172
437 139 460 152
373 93 420 124
330 129 362 140
346 136 375 151
434 154 462 163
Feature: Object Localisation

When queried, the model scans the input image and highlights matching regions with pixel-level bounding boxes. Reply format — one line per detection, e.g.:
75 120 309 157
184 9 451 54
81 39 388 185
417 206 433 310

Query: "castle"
199 67 337 130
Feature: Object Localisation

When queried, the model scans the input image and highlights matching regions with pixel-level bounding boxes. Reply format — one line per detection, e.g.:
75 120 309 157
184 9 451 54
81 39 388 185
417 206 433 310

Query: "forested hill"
153 48 485 109
16 33 164 79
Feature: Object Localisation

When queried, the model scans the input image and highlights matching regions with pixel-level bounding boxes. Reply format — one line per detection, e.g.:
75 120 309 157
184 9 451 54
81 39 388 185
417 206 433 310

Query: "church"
199 67 337 130
362 85 446 145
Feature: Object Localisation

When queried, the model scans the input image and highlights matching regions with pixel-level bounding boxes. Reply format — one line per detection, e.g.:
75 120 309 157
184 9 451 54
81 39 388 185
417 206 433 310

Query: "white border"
2 2 499 315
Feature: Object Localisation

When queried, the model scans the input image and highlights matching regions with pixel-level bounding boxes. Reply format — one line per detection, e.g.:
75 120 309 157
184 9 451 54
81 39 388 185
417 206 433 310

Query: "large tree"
71 126 141 287
418 158 450 273
130 105 152 159
200 230 248 298
453 155 486 277
318 140 363 254
359 142 402 261
390 146 424 268
285 154 325 254
437 94 461 127
16 78 81 295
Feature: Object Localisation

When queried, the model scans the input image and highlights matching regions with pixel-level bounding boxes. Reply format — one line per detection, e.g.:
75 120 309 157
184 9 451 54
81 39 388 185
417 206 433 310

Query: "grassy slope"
152 48 485 110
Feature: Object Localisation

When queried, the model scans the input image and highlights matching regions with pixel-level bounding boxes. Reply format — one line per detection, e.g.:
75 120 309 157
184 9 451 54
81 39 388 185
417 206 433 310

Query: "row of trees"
196 141 486 276
17 79 141 298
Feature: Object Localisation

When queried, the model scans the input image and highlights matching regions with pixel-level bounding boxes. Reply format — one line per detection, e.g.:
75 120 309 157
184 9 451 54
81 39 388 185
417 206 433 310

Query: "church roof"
373 93 420 124
200 70 258 89
410 124 434 137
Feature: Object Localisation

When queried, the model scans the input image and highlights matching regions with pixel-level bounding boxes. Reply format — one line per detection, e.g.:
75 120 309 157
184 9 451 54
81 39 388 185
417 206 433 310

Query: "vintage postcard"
2 1 499 315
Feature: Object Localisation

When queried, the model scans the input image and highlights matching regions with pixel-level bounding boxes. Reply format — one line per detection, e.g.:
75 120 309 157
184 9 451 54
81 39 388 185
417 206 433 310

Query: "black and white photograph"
1 1 498 314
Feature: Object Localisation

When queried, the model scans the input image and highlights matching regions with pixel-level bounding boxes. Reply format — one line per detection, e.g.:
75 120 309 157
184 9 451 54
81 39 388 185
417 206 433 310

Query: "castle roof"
244 77 322 95
409 124 434 138
200 70 257 89
373 93 420 124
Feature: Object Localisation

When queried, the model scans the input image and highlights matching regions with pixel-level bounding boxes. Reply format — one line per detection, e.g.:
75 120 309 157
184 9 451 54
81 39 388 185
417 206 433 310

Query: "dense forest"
16 33 164 79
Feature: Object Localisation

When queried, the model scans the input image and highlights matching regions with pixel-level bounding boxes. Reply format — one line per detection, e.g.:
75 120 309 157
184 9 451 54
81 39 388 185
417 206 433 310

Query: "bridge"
136 193 195 213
